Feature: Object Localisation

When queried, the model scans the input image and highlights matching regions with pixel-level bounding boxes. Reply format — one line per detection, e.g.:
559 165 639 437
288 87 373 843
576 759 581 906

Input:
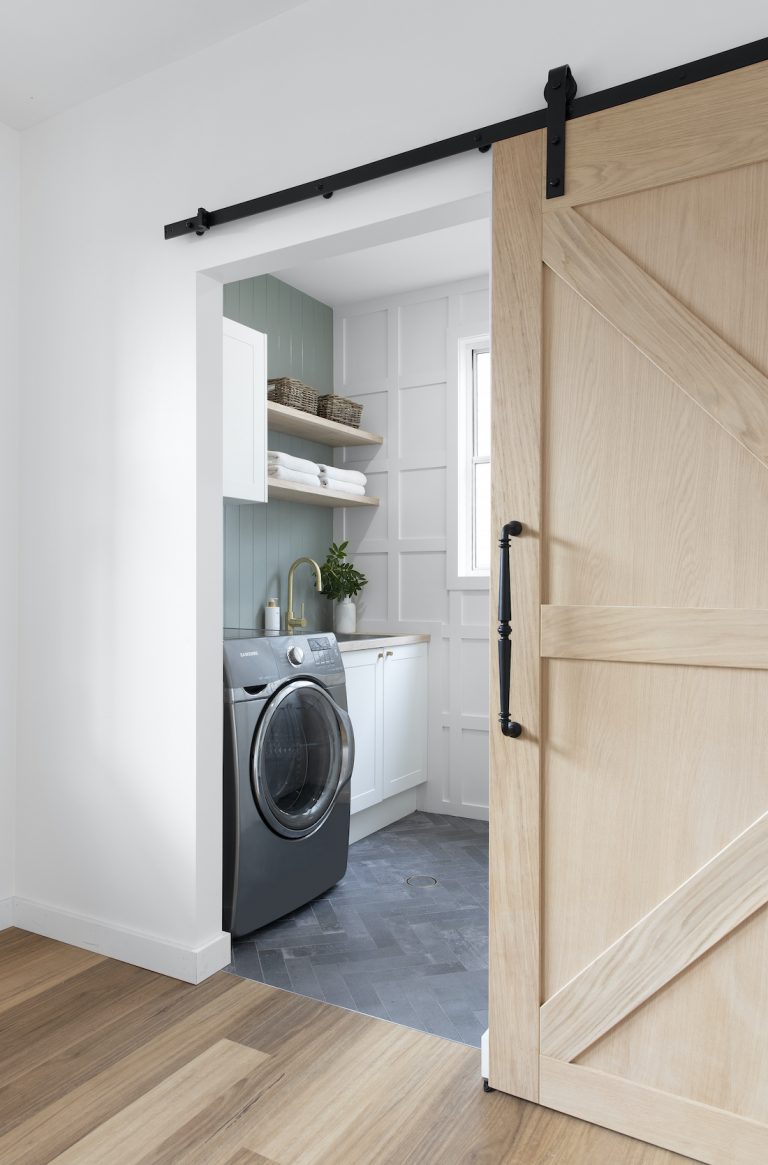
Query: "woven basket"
317 394 363 429
268 377 319 415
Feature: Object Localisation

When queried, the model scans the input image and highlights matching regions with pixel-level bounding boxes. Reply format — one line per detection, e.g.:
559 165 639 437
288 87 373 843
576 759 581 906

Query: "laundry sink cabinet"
342 642 428 818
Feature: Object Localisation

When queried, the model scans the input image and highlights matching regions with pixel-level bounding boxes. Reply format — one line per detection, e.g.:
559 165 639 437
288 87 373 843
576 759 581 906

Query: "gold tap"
286 557 323 633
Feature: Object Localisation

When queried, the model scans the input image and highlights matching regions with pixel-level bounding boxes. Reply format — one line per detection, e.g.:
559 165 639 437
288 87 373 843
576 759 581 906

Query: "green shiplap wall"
224 274 333 392
223 275 334 632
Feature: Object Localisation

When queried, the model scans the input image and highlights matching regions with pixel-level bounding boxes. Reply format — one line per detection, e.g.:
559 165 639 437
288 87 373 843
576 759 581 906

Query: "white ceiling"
0 0 309 129
273 218 491 307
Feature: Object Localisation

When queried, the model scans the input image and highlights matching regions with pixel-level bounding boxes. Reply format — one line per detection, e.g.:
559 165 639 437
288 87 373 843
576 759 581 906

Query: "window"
455 335 491 582
471 348 491 573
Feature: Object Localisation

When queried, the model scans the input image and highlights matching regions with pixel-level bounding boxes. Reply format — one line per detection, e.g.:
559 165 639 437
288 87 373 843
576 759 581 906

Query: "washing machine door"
251 679 354 839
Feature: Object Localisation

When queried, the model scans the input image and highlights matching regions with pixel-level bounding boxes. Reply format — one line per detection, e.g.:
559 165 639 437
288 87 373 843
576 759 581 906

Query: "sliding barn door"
489 61 768 1164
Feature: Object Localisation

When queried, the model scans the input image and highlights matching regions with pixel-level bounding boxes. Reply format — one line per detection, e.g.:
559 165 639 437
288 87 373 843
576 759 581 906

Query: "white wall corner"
0 898 13 931
0 120 20 913
12 898 231 983
196 273 227 947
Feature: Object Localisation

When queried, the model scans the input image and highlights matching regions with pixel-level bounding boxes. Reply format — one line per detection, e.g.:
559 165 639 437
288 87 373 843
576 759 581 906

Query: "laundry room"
221 218 494 1046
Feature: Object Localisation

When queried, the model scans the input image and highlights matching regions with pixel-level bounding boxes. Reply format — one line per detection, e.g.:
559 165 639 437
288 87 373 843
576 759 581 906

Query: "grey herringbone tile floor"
227 811 489 1047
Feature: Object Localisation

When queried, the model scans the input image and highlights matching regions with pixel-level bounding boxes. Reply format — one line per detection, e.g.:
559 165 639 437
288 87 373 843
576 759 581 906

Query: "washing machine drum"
251 679 354 839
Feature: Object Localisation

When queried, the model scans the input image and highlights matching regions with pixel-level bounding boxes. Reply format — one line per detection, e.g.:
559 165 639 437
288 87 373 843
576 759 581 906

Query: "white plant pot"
334 597 357 634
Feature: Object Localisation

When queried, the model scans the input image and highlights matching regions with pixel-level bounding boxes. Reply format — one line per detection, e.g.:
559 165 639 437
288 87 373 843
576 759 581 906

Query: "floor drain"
406 875 438 887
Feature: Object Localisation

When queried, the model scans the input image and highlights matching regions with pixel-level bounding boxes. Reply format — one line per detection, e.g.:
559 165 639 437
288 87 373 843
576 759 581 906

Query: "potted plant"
319 541 368 634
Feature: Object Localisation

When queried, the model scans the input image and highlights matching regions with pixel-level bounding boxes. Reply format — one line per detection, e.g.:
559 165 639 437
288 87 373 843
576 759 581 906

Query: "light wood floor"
0 928 695 1164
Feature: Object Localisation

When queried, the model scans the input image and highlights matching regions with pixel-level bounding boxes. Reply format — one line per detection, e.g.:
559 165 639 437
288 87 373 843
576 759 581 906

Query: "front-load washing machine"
223 629 353 938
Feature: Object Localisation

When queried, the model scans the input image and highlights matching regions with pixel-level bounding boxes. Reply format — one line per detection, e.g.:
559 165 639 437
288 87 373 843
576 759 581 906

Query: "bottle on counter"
264 597 280 631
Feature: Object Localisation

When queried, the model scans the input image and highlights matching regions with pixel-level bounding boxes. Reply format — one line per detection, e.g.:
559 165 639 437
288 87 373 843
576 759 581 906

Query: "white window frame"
448 327 492 590
468 344 491 574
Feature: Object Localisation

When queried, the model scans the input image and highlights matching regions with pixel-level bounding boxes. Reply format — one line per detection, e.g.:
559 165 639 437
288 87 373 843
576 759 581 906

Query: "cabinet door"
381 645 428 797
223 318 267 503
342 650 381 814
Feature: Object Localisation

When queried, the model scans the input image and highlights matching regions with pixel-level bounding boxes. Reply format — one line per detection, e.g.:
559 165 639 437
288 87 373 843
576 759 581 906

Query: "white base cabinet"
344 649 380 814
343 643 428 816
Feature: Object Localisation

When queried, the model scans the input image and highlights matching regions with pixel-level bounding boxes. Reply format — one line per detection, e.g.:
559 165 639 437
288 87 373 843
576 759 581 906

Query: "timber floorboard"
0 928 694 1164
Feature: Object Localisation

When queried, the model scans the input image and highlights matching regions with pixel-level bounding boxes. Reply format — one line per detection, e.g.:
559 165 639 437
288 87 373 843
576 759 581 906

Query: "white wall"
0 121 19 925
334 277 492 819
14 3 491 978
13 0 767 972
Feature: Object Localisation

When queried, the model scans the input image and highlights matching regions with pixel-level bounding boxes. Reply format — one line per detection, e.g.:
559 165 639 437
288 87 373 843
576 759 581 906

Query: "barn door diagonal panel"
542 208 768 468
540 810 768 1063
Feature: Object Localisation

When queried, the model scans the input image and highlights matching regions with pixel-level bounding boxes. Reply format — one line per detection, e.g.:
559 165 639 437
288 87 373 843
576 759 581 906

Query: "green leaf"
318 540 368 601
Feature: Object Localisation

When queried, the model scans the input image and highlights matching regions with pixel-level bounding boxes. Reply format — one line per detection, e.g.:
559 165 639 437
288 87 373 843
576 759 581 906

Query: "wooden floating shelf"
267 401 383 447
268 479 379 509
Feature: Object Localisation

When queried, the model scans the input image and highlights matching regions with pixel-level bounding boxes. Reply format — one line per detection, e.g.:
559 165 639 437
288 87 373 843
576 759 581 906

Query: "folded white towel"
317 464 367 486
320 478 366 497
269 465 321 487
268 450 321 476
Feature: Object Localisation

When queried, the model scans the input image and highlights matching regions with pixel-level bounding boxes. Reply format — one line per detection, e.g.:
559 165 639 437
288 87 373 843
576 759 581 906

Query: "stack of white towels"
268 450 368 496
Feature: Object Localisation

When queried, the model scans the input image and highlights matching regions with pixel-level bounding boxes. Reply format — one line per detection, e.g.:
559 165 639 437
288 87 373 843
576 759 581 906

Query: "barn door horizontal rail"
164 36 768 239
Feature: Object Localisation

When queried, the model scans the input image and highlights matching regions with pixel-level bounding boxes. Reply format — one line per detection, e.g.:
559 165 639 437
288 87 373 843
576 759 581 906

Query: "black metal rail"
165 36 768 239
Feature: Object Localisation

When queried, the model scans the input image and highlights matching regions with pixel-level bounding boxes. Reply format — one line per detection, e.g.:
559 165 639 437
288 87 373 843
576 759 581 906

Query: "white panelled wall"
334 277 491 819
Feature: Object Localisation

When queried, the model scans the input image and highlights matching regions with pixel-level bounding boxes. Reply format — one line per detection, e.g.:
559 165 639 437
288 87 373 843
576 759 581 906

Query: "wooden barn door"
489 61 768 1164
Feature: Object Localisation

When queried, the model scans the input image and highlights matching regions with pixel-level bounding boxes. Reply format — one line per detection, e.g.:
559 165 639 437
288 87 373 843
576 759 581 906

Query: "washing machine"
223 629 353 938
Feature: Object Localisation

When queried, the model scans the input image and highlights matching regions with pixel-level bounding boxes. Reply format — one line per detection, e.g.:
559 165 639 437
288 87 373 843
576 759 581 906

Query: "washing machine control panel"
224 631 344 695
307 636 337 667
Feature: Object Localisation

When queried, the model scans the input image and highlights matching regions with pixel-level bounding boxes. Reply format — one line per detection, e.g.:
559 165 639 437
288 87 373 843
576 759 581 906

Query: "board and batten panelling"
223 275 334 631
334 277 491 819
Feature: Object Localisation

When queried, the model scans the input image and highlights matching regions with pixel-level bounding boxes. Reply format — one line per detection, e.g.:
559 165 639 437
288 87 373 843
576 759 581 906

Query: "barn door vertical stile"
488 128 544 1104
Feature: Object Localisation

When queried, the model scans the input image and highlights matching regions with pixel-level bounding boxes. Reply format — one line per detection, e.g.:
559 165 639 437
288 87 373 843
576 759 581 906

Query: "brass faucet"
286 557 323 633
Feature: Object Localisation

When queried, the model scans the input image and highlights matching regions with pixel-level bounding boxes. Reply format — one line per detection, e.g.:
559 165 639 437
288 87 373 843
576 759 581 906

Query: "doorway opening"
213 208 493 1045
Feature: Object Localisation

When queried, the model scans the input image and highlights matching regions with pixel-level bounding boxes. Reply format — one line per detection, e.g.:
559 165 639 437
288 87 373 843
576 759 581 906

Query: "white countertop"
337 633 430 653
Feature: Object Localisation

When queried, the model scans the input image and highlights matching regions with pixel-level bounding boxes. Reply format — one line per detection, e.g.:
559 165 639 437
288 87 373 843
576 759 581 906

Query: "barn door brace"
164 35 768 238
544 65 577 198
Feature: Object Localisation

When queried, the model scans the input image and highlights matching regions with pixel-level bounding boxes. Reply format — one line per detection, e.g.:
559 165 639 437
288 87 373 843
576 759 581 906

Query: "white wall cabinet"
223 317 267 503
344 643 428 815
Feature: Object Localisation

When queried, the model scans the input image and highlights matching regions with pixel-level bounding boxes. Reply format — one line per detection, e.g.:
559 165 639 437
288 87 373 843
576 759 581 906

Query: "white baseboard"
12 897 231 984
349 786 426 843
423 797 489 823
0 897 13 931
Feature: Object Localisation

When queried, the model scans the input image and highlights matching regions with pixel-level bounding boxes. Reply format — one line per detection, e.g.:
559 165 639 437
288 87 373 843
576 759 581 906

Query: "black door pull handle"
498 521 523 738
